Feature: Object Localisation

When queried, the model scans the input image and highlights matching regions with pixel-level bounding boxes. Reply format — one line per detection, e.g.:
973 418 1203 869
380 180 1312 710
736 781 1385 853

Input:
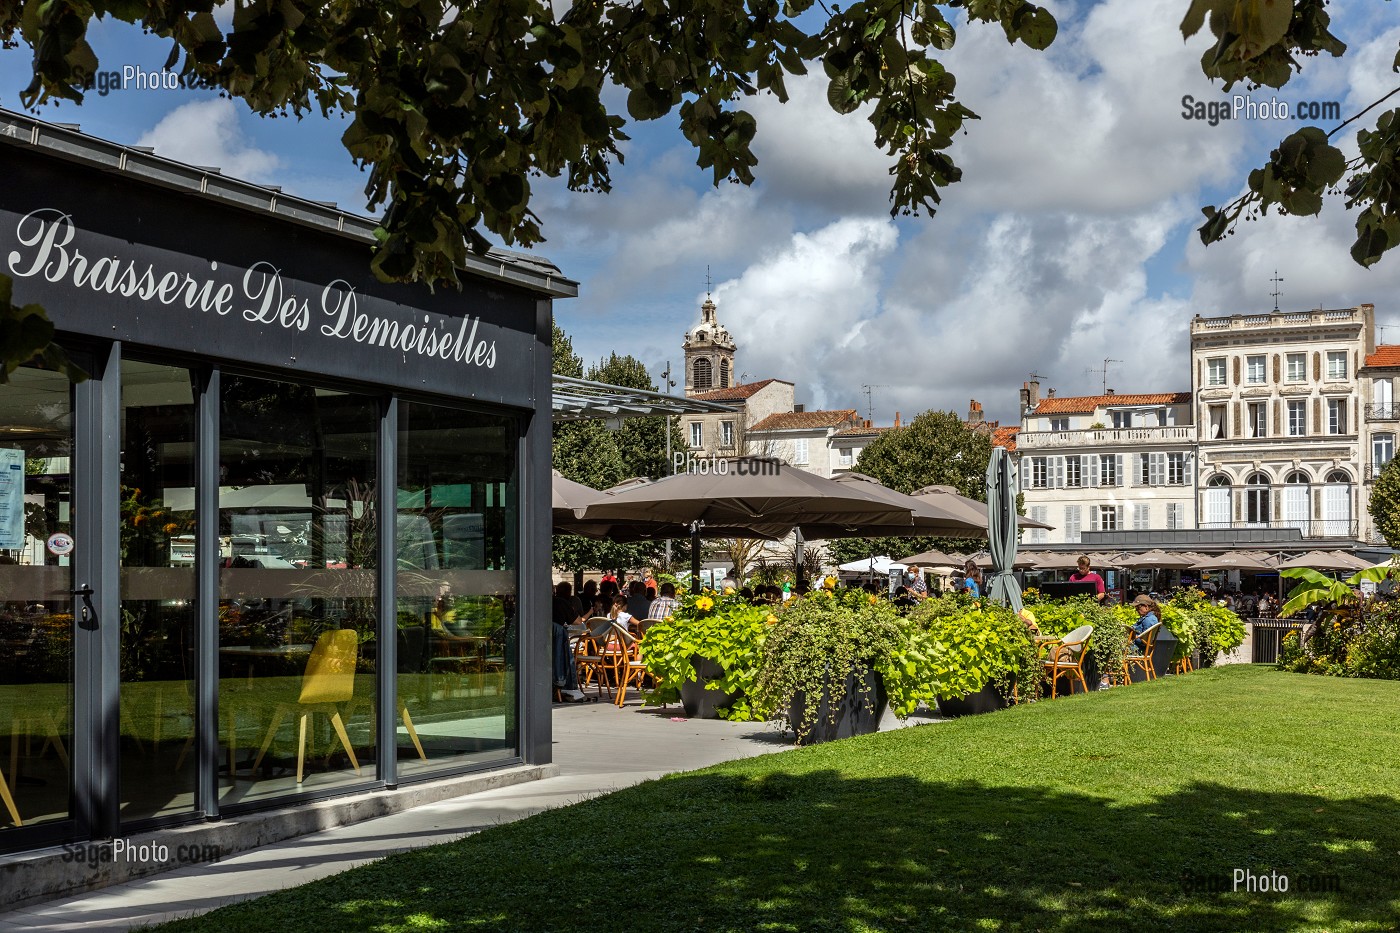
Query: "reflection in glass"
0 367 73 833
396 402 518 776
218 376 378 805
119 361 198 823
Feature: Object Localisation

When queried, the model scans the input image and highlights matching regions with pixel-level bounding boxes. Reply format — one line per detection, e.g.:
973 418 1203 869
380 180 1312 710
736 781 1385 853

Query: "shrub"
639 589 771 720
753 589 911 741
907 595 1039 702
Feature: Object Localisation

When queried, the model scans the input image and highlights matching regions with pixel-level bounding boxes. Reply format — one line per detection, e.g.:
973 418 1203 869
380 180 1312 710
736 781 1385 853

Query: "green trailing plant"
907 595 1039 703
639 589 771 721
753 588 909 742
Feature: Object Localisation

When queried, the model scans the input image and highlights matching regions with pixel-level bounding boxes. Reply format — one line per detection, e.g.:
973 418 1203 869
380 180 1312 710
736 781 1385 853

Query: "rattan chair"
1041 624 1093 698
1123 621 1163 683
574 617 614 699
610 624 650 707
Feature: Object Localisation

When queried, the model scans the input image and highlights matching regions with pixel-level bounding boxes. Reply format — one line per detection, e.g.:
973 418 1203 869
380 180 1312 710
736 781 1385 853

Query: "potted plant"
909 596 1039 714
752 588 910 744
639 590 770 720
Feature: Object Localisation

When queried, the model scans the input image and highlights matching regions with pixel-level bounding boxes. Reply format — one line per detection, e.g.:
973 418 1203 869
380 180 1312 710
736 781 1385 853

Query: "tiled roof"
689 378 791 402
1032 392 1190 414
833 425 893 438
1365 345 1400 368
991 426 1019 451
749 409 859 432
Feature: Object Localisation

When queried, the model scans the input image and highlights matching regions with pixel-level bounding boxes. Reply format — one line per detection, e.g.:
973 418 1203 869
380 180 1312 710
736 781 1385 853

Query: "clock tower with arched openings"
683 296 737 397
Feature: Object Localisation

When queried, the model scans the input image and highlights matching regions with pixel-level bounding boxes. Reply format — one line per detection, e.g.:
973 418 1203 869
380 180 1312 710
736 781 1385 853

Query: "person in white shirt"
609 595 636 634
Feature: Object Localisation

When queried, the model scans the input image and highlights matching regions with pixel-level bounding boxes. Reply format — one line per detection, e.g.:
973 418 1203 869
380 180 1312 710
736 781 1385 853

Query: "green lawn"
151 667 1400 932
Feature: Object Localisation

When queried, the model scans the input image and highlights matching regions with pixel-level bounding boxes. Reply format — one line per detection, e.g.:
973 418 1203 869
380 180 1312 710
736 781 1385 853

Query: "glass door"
0 365 74 840
117 360 199 824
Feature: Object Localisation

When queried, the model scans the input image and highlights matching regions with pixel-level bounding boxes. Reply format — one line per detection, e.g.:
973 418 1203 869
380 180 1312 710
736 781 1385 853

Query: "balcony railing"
1199 519 1359 538
1366 404 1398 421
1016 425 1194 449
1191 308 1361 334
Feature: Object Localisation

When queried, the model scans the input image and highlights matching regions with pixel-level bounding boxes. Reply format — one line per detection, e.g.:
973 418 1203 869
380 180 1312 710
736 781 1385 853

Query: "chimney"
967 399 984 424
1106 388 1115 396
1027 379 1041 407
1047 388 1056 398
894 411 902 428
1019 382 1030 413
865 418 872 428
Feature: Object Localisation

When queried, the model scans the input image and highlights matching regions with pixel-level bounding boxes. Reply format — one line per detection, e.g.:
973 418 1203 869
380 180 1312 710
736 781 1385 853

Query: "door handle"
73 583 95 626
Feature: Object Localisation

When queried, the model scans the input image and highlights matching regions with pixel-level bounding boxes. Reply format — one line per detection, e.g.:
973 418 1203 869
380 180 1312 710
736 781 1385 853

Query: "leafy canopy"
1370 454 1400 548
1185 1 1400 268
2 0 1055 288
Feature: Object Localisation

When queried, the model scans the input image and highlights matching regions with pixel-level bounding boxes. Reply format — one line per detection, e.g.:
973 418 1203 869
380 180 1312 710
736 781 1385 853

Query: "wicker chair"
1123 621 1163 683
1041 624 1094 698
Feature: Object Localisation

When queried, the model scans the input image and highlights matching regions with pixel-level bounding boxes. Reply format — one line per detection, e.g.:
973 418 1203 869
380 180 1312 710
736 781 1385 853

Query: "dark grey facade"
0 111 570 854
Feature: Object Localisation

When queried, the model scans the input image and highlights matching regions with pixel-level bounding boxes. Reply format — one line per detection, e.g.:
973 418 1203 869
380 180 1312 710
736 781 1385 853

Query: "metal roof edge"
0 108 579 299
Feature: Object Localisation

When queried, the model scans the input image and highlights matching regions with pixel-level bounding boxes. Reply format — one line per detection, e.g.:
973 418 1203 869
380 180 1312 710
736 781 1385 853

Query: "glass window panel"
119 361 198 823
0 366 74 834
396 401 518 776
218 375 379 804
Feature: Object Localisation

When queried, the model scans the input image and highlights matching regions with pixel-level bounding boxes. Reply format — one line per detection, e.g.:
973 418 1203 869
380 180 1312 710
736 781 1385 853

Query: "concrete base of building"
0 762 556 912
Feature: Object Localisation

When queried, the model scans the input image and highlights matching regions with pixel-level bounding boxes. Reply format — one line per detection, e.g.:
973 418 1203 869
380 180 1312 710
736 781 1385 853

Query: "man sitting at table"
644 582 680 633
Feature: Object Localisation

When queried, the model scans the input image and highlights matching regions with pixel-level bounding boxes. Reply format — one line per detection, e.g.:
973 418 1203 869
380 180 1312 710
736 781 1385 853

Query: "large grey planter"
678 655 739 719
789 665 887 745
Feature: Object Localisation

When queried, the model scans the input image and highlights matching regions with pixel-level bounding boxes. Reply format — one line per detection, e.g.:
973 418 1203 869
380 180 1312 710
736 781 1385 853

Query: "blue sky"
3 1 1399 423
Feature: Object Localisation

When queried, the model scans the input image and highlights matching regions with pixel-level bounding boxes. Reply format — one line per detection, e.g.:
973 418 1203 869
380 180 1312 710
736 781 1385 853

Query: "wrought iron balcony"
1365 404 1398 421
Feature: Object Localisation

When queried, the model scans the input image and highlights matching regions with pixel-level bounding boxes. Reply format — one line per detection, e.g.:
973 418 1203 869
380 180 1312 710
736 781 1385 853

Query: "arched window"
719 358 730 388
693 357 713 391
1204 474 1231 528
1245 471 1271 527
1323 470 1353 536
1283 471 1310 533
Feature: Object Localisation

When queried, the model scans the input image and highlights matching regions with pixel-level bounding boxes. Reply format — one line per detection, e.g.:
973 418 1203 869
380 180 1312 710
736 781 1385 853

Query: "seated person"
961 560 983 598
625 580 651 619
1129 594 1161 654
610 594 637 635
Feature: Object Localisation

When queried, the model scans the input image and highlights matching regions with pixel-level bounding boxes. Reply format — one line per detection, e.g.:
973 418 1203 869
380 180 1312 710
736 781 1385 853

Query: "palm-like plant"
1279 566 1391 617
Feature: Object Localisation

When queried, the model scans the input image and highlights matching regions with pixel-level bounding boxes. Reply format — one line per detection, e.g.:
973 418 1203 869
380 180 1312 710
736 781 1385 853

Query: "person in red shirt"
601 570 617 587
1069 555 1107 603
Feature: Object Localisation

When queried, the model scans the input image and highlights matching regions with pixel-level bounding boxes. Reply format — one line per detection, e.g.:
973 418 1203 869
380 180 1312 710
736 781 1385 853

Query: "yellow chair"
1041 624 1093 698
252 630 362 784
1123 621 1163 683
0 761 19 826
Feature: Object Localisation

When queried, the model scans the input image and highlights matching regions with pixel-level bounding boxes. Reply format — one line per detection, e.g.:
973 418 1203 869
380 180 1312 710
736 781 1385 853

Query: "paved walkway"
0 701 938 931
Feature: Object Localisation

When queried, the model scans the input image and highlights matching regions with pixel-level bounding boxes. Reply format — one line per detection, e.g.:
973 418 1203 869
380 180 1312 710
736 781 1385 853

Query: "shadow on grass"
154 770 1400 933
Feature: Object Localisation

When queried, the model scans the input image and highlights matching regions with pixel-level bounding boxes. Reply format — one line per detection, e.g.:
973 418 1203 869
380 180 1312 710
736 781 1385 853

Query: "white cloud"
708 217 900 407
136 98 280 181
